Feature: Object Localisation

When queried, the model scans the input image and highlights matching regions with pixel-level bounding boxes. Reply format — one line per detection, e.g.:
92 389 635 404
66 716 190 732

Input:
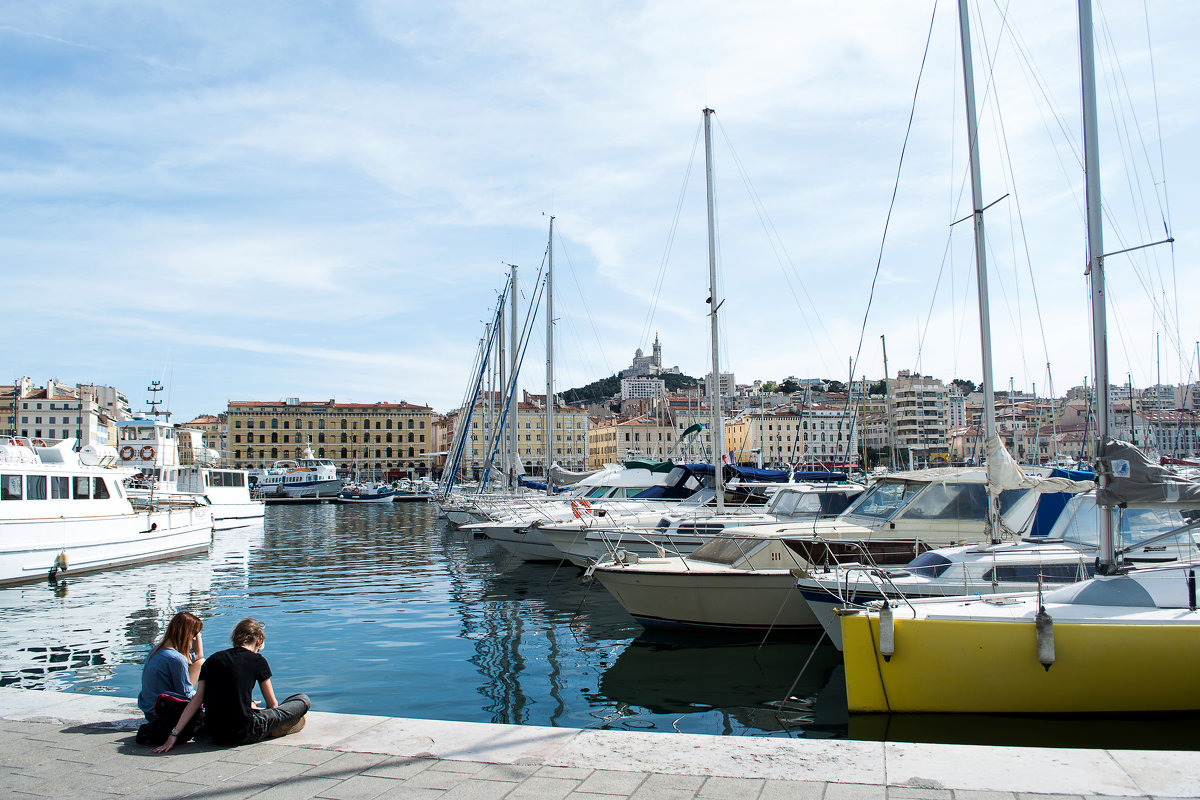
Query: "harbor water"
0 502 1195 749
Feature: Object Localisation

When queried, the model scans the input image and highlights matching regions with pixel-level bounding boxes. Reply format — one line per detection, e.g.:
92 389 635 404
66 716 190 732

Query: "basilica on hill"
619 333 682 378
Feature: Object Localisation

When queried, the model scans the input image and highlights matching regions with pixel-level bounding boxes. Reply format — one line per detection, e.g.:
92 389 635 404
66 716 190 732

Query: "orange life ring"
140 445 156 461
571 498 593 519
119 445 135 460
32 439 47 447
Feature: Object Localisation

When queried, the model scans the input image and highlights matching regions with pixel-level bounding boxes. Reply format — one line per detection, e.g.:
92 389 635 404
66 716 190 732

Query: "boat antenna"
147 380 165 419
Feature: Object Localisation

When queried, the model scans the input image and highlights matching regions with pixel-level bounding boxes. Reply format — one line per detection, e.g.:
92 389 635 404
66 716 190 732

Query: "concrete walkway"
1 687 1197 799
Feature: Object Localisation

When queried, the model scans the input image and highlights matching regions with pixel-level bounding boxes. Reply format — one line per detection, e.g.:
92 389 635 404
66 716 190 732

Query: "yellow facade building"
227 398 433 479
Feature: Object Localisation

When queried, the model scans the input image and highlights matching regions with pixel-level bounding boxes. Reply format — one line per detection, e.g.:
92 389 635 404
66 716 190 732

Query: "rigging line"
713 118 838 375
913 231 956 381
848 0 941 406
553 222 613 380
640 121 703 351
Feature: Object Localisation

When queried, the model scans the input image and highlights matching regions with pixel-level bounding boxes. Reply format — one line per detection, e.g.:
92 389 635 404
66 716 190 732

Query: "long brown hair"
151 611 204 664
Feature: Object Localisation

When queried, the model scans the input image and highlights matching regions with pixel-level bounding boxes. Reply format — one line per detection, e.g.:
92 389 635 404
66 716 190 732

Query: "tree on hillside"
951 378 978 394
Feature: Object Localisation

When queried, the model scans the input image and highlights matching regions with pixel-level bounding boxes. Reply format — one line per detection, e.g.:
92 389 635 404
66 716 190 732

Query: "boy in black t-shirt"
154 618 310 751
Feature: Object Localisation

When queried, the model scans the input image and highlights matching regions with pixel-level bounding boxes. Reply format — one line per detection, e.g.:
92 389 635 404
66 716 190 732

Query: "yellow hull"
841 613 1200 713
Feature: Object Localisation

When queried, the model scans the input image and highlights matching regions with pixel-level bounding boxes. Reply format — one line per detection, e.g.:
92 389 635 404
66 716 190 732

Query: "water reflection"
0 504 1196 747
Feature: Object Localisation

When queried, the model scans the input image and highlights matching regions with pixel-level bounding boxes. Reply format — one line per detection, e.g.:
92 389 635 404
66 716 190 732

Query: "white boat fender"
879 601 894 662
1035 606 1055 671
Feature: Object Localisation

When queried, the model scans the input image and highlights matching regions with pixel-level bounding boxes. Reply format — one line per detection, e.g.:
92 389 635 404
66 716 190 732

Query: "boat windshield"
901 484 1028 522
1052 496 1189 549
900 550 954 578
688 537 762 566
842 480 923 520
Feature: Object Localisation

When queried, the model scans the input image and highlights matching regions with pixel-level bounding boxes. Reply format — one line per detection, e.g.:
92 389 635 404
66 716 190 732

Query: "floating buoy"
571 498 593 519
1035 607 1055 671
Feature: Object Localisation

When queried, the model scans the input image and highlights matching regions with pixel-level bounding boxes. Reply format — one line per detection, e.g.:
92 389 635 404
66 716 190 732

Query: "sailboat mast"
957 0 1001 541
703 108 725 513
545 216 555 496
1079 0 1115 571
509 266 519 491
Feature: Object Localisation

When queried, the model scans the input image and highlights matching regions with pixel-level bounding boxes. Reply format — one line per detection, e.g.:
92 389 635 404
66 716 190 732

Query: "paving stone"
427 760 490 775
952 793 1017 800
472 763 540 782
374 785 449 800
698 776 765 798
362 756 439 781
535 766 594 781
440 778 521 799
314 774 404 800
505 776 589 800
640 774 706 792
823 783 887 800
276 748 349 767
887 788 953 800
246 776 344 800
576 769 648 795
760 779 825 800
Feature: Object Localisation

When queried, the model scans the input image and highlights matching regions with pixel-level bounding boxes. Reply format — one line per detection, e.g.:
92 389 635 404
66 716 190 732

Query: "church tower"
652 332 662 369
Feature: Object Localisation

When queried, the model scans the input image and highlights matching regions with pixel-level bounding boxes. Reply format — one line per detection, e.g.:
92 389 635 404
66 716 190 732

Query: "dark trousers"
241 693 310 744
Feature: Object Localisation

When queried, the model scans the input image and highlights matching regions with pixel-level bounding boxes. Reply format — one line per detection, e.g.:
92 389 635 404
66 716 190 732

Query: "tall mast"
703 108 726 513
1079 0 1114 571
545 216 555 496
958 0 1001 541
882 335 895 471
509 265 519 490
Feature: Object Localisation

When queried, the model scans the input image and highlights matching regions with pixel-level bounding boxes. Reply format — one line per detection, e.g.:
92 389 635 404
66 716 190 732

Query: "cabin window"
74 476 90 499
25 475 48 500
1 475 21 500
51 476 69 499
903 483 988 521
92 478 110 499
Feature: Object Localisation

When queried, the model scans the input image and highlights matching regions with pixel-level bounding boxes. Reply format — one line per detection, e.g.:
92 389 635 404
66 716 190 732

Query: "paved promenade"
1 687 1197 799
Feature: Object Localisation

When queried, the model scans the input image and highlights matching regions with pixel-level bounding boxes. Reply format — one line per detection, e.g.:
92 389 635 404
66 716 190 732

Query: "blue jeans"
241 693 310 744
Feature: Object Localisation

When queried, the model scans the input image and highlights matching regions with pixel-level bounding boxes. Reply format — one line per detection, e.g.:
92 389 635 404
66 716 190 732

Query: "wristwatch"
169 729 180 737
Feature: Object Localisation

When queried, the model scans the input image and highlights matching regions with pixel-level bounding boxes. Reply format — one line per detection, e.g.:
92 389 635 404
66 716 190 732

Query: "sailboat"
838 0 1200 715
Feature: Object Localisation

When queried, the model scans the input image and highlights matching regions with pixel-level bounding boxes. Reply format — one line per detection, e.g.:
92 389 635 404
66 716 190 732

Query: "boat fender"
1035 607 1055 671
1188 569 1196 612
49 549 70 580
879 602 894 662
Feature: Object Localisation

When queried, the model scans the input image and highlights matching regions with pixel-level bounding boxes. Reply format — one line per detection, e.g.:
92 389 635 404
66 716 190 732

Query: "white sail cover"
548 463 597 486
1096 438 1200 508
985 436 1094 495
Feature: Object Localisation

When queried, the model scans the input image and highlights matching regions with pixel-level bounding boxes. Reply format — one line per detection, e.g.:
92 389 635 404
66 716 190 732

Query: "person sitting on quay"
153 617 310 752
138 611 205 722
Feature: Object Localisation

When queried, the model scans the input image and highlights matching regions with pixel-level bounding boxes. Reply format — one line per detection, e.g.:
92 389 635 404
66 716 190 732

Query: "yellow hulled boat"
840 563 1200 713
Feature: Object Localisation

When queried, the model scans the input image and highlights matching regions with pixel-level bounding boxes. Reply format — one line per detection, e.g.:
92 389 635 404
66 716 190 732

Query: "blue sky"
3 1 1197 422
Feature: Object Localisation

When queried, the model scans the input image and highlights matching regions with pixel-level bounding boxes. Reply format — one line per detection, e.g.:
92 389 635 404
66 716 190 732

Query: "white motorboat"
0 437 213 585
248 445 343 499
116 414 264 530
541 478 863 567
337 481 399 503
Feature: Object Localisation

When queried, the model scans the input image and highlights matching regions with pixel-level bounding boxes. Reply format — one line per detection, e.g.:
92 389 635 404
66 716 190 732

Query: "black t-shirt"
199 647 272 744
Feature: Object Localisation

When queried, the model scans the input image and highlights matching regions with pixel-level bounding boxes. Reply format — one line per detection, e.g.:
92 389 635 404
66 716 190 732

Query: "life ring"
119 445 135 460
571 498 593 519
32 438 47 448
140 445 156 461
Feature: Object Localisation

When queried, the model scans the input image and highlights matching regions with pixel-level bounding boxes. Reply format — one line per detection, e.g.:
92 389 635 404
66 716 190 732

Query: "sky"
3 1 1197 422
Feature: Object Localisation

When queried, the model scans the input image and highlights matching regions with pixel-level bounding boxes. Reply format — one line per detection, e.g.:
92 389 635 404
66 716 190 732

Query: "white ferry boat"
115 414 264 530
248 446 343 499
0 437 213 585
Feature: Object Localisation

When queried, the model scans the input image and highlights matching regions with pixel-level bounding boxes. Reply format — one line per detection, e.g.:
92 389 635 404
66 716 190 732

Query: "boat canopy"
1096 438 1200 508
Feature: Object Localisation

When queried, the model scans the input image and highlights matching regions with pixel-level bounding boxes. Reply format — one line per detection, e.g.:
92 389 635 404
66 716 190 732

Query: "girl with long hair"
138 611 205 721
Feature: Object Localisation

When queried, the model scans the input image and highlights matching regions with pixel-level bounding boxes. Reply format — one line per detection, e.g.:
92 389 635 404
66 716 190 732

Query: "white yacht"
248 446 343 499
116 414 264 530
0 437 213 585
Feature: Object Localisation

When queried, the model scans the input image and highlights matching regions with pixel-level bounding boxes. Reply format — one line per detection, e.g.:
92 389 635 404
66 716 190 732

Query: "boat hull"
840 611 1200 713
592 565 819 632
0 507 213 586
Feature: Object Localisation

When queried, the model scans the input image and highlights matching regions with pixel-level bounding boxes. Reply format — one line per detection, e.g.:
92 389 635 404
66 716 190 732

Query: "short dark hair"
231 617 265 647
